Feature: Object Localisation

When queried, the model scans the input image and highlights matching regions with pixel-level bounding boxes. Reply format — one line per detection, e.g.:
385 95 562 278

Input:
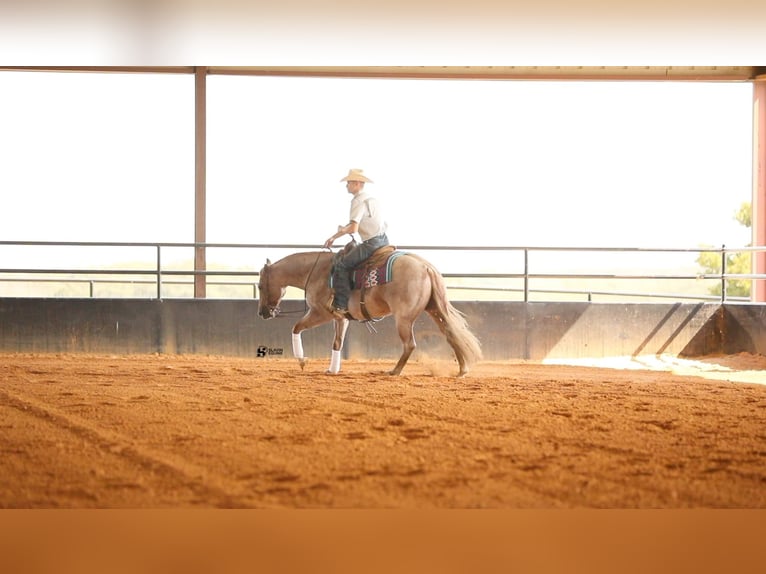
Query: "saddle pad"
352 250 405 290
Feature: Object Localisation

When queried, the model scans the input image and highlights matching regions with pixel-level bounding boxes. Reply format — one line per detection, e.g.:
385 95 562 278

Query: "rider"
323 168 389 318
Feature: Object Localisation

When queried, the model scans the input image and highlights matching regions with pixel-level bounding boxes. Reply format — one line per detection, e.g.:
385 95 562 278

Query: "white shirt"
349 190 387 241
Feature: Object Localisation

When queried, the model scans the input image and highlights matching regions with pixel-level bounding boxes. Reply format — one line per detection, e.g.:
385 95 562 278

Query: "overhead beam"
207 66 763 82
2 65 764 82
0 66 194 74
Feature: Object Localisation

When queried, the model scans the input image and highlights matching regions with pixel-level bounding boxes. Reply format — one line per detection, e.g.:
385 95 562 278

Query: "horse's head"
257 259 285 319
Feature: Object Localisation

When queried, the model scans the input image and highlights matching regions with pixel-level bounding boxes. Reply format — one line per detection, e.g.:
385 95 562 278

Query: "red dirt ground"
1 352 765 508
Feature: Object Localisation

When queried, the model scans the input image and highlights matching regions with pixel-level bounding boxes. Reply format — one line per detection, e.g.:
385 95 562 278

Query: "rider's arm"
324 221 359 248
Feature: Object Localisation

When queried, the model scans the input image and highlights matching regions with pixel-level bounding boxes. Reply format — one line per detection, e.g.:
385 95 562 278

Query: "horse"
257 247 482 376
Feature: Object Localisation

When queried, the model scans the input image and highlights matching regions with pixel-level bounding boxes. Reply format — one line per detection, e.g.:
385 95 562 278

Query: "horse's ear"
266 258 272 266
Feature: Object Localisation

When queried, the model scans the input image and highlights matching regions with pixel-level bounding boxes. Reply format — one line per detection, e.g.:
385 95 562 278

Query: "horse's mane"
275 250 333 268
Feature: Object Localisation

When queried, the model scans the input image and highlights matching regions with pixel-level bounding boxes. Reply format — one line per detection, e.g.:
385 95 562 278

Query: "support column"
754 78 766 302
195 66 207 299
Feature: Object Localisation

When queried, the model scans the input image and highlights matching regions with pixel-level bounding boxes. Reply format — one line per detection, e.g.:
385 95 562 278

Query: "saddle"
335 241 400 288
332 243 403 322
351 245 399 289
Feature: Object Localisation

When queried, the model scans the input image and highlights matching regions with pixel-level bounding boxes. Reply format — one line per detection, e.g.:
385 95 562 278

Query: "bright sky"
0 71 755 270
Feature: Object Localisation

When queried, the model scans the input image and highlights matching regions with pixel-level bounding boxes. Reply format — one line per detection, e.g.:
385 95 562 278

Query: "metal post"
523 249 529 302
721 244 727 303
156 244 162 300
754 78 766 302
194 66 207 299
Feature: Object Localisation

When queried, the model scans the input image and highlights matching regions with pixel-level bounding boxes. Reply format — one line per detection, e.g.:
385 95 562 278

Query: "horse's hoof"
298 358 307 370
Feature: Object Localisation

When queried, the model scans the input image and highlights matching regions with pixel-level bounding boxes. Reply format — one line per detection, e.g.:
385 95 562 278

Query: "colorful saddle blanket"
351 248 405 290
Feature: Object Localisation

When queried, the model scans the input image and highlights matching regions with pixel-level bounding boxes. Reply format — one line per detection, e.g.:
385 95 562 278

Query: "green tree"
696 202 752 298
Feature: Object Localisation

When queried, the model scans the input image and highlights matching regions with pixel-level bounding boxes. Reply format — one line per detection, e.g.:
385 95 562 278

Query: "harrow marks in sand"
1 353 765 508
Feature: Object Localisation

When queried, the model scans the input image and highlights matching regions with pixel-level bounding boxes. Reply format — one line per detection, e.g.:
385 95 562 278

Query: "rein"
304 249 328 292
285 249 326 316
267 249 329 317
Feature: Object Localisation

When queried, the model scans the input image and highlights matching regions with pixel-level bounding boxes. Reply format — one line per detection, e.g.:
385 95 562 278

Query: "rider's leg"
331 238 386 311
331 262 352 311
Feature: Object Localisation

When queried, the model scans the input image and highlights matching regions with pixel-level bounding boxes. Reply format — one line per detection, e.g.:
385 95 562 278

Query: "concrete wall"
714 304 766 355
0 298 764 362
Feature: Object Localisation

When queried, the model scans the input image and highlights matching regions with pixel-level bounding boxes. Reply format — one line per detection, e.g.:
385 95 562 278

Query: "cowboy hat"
340 168 373 183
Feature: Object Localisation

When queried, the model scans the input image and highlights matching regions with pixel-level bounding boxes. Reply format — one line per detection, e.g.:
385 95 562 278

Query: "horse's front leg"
292 332 307 370
327 318 349 374
292 309 332 370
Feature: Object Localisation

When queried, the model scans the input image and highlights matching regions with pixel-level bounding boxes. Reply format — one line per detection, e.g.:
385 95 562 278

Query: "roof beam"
0 66 194 74
1 66 763 82
207 66 762 82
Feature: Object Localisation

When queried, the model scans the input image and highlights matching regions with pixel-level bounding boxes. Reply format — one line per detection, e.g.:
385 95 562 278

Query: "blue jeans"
332 233 389 309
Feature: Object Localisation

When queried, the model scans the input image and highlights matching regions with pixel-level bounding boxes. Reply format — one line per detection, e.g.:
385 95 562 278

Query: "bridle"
258 265 281 318
258 250 329 318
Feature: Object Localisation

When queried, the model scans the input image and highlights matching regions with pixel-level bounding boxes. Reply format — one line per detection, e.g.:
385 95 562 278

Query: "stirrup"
330 304 349 320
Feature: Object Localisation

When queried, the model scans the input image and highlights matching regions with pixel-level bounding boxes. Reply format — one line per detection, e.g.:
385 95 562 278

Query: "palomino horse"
257 249 482 376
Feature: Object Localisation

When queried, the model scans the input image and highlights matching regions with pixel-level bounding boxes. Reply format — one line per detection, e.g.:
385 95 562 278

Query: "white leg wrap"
292 333 304 359
328 349 342 373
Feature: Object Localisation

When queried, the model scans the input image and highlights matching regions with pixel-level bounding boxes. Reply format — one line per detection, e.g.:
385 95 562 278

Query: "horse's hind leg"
389 318 416 375
425 308 468 377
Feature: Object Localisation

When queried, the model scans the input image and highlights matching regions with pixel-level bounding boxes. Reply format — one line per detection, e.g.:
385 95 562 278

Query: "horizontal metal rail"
0 240 755 252
1 241 764 303
448 285 750 303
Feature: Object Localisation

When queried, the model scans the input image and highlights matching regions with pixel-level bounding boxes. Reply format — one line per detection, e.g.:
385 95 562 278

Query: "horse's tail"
424 262 483 372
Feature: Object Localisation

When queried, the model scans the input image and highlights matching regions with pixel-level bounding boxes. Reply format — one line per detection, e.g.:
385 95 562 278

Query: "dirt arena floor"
1 352 765 508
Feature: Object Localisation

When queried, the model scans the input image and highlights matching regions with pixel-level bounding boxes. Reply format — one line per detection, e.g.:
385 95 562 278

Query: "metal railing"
1 240 764 303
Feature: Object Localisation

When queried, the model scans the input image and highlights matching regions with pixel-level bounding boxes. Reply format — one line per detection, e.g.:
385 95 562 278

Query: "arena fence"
1 240 764 303
1 241 764 362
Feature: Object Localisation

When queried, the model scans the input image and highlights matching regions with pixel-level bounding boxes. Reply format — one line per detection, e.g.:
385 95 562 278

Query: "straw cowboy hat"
340 168 373 183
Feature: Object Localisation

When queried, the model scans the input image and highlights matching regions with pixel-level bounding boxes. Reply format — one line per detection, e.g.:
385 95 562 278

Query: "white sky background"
0 71 755 272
